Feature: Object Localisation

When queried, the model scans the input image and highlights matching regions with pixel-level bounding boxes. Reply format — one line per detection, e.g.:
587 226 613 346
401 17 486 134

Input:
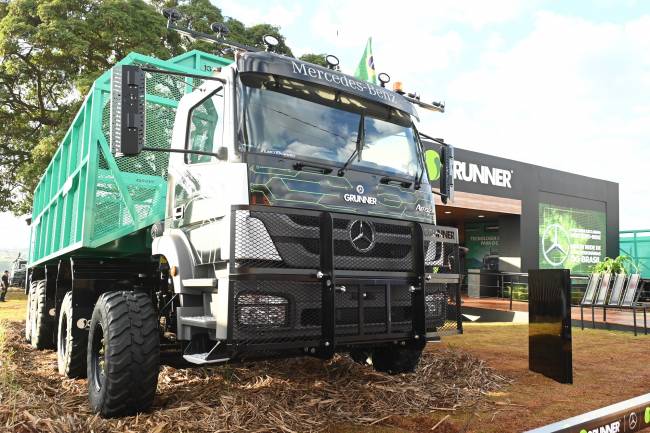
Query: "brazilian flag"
354 37 377 84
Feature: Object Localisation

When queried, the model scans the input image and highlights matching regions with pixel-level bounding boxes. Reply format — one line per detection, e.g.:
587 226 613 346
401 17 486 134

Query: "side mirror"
215 146 228 160
110 65 146 156
440 145 454 204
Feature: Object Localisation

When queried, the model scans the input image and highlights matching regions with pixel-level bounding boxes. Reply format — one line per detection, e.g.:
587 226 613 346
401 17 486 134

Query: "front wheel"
371 346 423 375
87 291 160 417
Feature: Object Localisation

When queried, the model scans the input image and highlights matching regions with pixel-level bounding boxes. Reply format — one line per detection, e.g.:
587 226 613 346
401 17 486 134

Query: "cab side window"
186 88 224 164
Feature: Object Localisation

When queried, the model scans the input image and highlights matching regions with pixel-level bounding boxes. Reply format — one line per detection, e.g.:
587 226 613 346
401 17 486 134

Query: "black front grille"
234 208 420 272
332 216 414 271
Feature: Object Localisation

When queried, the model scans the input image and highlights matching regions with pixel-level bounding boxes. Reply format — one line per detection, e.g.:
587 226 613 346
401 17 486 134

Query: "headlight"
236 293 289 327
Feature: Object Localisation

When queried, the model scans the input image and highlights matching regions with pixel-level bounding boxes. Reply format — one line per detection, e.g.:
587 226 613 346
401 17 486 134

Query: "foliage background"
0 0 324 215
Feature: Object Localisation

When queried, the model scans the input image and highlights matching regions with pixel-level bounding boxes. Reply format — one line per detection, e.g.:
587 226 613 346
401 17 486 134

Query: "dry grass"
0 317 508 433
3 293 649 433
444 323 650 432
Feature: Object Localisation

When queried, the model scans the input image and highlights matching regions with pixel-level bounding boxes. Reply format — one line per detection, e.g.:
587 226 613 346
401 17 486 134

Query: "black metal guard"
228 205 461 349
412 223 426 340
319 211 335 356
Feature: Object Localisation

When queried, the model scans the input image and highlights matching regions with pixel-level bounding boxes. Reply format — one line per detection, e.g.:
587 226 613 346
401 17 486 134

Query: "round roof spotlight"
210 22 230 38
262 34 279 51
378 72 391 87
162 8 182 23
325 54 340 70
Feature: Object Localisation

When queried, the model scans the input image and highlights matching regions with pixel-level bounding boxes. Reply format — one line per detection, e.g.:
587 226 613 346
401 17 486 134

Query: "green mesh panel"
29 51 232 266
94 70 192 245
94 143 136 241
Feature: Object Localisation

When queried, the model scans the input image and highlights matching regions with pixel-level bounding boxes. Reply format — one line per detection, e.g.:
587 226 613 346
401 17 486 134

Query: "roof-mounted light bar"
163 8 261 53
378 72 390 87
406 96 445 113
325 54 340 70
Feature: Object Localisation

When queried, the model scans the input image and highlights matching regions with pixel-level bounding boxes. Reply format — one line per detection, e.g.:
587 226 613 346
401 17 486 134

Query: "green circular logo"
645 406 650 423
580 429 588 433
424 149 441 181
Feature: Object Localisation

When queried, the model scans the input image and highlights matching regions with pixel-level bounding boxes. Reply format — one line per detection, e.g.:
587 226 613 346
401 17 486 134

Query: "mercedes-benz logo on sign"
356 184 365 194
349 219 375 253
542 223 571 266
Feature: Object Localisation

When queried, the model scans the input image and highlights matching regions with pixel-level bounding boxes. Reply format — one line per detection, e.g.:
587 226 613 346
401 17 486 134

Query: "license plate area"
334 281 413 340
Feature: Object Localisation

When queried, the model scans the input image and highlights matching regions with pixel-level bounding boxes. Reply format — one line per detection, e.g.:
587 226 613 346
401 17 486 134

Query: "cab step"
179 315 217 328
182 278 218 289
182 353 230 365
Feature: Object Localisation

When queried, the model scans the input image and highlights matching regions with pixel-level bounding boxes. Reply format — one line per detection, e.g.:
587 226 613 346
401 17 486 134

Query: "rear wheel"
24 281 36 342
87 291 160 417
30 280 54 349
371 346 423 375
57 291 87 378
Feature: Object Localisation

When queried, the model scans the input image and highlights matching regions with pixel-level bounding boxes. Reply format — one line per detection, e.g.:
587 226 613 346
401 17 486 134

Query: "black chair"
579 273 602 330
602 273 625 323
617 274 646 336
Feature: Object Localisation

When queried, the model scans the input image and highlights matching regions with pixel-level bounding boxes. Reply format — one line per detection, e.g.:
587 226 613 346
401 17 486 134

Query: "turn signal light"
250 191 270 205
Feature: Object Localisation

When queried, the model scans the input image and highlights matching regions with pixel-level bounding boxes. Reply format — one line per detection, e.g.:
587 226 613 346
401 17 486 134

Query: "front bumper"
227 205 462 353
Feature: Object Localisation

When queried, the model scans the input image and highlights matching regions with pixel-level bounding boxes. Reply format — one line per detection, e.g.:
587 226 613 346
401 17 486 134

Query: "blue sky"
217 0 650 229
2 0 649 249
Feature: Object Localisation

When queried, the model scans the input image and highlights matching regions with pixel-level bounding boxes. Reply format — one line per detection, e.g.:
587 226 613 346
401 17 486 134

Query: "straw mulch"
0 321 510 433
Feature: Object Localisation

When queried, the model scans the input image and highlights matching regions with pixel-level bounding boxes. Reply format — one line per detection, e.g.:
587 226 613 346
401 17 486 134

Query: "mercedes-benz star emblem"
542 223 571 266
629 412 638 429
356 184 364 194
349 219 375 253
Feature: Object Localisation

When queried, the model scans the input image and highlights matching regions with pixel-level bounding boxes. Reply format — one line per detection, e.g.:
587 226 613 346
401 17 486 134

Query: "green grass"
0 290 27 322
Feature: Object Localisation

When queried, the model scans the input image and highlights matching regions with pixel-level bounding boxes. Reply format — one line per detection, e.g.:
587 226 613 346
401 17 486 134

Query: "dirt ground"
1 291 649 433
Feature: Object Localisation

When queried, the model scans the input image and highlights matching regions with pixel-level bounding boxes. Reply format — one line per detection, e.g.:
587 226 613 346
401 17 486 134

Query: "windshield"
240 74 422 179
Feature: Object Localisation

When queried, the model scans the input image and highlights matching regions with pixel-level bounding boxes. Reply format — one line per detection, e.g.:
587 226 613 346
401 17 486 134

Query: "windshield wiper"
380 176 412 189
338 113 365 177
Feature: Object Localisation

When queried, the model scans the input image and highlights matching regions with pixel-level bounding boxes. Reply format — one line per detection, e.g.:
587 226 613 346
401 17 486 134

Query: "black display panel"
528 269 572 384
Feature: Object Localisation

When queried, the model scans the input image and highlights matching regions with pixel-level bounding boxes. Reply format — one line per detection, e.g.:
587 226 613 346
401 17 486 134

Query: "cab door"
166 79 242 264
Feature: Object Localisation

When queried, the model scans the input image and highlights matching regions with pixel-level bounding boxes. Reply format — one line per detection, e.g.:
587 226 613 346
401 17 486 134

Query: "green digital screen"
465 222 499 269
538 203 606 273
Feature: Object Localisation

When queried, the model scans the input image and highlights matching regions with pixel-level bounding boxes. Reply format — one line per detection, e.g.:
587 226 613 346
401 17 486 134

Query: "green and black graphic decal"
538 203 606 273
248 162 436 223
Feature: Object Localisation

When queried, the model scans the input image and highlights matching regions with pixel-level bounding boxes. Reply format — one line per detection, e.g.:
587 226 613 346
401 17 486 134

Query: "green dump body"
28 50 233 268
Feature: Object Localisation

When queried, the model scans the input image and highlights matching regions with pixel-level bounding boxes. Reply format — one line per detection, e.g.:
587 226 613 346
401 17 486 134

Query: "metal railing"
620 229 650 278
464 271 592 310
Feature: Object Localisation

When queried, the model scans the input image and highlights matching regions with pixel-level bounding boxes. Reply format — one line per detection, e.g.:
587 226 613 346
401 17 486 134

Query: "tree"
299 53 328 67
0 0 171 215
0 0 294 215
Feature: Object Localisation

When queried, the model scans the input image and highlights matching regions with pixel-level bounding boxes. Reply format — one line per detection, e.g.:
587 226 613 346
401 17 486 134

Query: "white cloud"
309 0 526 48
217 0 303 29
418 11 650 229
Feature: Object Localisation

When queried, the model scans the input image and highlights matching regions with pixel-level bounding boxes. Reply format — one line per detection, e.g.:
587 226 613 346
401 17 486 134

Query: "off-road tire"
349 349 371 365
371 346 423 375
24 281 37 342
88 291 160 417
31 279 54 349
57 291 87 378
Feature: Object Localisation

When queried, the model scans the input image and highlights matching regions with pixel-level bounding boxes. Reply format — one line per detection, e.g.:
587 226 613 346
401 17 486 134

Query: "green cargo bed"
28 50 232 267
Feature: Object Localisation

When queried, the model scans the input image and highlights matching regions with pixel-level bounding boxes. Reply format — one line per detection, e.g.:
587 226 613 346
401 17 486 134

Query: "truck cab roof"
235 51 419 120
